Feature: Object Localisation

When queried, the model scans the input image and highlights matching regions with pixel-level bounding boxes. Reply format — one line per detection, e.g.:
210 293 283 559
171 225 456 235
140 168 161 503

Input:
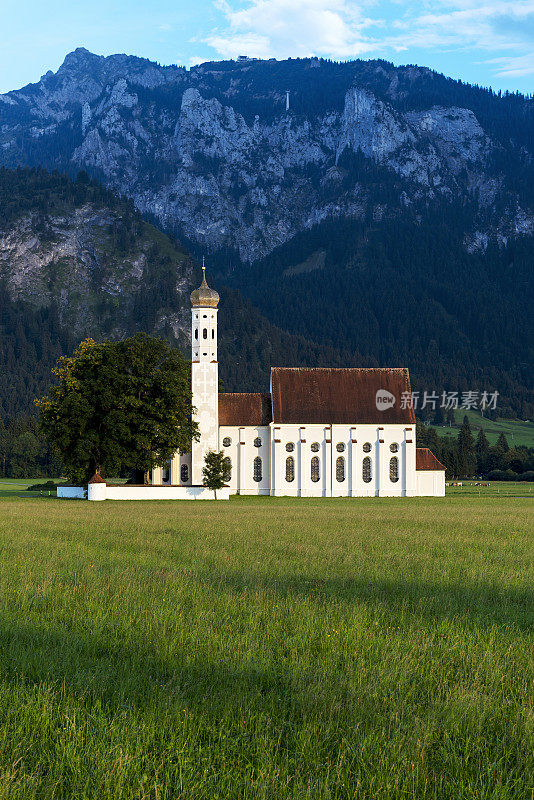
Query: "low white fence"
98 484 230 501
58 483 230 501
57 486 87 499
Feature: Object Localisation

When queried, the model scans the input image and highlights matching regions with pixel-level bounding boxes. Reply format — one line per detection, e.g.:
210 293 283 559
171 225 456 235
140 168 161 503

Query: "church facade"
150 270 446 498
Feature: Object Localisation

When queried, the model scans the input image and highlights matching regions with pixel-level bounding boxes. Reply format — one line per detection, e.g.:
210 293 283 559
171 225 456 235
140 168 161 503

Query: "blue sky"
1 0 533 95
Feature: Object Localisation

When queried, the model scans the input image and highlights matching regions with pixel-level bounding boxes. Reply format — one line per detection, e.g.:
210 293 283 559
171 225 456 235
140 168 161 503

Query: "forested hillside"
0 168 366 422
223 198 533 418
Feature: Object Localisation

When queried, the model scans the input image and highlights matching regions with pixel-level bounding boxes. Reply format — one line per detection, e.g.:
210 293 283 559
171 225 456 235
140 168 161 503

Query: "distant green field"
429 409 534 448
0 493 532 799
0 478 62 499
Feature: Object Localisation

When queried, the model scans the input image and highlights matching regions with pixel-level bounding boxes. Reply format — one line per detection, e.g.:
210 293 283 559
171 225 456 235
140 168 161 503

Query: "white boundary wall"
57 486 87 499
87 484 230 501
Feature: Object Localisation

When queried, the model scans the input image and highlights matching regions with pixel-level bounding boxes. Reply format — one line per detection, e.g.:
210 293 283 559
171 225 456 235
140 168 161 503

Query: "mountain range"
0 50 532 418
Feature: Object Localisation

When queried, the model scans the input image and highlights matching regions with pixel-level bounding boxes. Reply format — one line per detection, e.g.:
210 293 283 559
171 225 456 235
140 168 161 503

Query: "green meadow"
0 493 532 799
429 410 534 449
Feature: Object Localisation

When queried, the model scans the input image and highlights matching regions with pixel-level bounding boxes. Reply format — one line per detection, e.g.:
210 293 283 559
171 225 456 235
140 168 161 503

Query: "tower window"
194 328 198 340
363 456 372 483
285 456 295 482
203 328 207 339
363 442 372 453
390 457 399 483
310 442 320 453
336 456 345 482
212 329 215 339
311 456 320 482
253 456 262 482
180 464 189 483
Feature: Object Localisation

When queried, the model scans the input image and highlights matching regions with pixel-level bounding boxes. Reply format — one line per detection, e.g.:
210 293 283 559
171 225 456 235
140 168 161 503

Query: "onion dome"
190 262 219 308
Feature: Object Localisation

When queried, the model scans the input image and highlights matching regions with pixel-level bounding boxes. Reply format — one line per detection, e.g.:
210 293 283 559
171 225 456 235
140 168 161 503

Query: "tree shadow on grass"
192 569 534 631
0 618 289 720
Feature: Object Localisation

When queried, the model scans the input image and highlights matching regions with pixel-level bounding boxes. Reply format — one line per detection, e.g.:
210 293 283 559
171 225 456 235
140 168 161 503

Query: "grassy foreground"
0 495 532 799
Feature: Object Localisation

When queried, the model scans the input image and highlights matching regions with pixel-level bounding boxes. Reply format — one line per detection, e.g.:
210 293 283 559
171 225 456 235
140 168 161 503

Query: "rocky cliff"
1 50 532 262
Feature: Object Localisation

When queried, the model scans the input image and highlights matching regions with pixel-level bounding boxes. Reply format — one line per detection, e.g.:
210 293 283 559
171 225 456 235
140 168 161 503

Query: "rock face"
0 202 193 341
1 52 532 262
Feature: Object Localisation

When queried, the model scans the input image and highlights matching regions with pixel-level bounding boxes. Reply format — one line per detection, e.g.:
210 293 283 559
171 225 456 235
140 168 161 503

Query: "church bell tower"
190 261 219 485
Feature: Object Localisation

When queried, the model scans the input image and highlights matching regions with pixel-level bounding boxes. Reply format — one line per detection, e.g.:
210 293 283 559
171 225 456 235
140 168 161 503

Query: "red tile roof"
270 367 416 425
219 393 272 427
88 472 106 484
416 448 446 471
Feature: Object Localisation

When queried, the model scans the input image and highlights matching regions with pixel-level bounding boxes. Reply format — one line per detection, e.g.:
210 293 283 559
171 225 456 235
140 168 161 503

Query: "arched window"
336 456 345 482
254 437 262 448
212 329 215 339
363 442 371 453
224 458 232 481
180 464 189 483
162 460 171 484
286 442 294 452
285 456 295 482
222 436 231 447
390 456 399 483
203 328 207 339
390 443 399 453
194 328 198 340
253 456 262 482
362 456 372 483
311 456 320 482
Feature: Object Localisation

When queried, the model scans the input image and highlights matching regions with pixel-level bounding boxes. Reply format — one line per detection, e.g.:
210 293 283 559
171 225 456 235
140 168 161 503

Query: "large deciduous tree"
37 334 198 483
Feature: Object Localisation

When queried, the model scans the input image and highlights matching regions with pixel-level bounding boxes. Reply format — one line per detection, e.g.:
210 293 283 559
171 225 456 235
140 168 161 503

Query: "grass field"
0 493 532 799
429 410 534 449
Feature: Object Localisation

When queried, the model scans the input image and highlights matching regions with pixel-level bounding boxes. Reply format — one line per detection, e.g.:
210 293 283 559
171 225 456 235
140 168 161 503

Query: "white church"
146 268 446 499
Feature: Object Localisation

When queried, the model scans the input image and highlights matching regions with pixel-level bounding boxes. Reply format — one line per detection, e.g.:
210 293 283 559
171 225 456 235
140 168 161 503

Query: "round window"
222 437 231 447
363 442 371 453
310 442 320 453
254 437 262 448
336 442 345 453
390 443 399 453
286 442 294 452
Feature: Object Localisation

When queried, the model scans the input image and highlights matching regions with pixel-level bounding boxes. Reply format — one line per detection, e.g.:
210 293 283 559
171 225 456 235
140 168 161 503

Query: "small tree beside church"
37 334 198 483
202 450 231 499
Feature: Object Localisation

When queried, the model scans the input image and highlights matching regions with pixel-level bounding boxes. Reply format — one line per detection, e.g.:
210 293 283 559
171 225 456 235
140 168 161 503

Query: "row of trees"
417 417 534 480
0 415 62 478
2 329 532 485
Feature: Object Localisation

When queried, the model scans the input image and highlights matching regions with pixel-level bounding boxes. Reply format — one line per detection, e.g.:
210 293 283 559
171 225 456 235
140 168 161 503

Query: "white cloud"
388 0 534 52
203 0 534 83
205 0 379 60
487 51 534 77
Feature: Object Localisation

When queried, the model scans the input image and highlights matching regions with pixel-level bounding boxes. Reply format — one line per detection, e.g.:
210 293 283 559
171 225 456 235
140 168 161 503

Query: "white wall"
270 423 411 497
88 485 230 501
57 486 86 499
219 426 270 494
416 470 446 497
